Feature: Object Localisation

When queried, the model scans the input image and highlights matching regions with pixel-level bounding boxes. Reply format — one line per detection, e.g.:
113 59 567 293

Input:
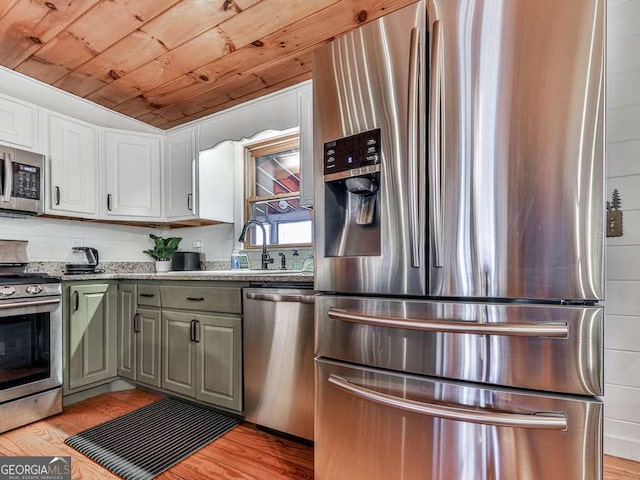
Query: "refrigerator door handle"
3 152 13 203
429 20 443 268
328 374 567 430
407 26 421 268
328 308 568 338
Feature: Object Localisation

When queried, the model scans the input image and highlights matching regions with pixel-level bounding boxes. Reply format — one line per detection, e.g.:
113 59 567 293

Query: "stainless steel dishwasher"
243 286 315 441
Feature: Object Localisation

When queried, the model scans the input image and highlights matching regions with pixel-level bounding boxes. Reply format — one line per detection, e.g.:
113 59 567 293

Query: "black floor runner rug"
65 397 240 480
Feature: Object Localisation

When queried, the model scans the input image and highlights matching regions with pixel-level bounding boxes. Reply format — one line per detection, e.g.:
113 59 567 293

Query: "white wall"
604 0 640 462
0 216 155 262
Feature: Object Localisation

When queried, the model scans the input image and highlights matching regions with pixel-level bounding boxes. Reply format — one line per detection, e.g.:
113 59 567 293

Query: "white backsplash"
0 215 311 269
0 216 228 263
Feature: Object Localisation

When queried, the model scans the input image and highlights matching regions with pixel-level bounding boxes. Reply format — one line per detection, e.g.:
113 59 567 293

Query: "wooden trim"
246 134 300 156
247 192 301 204
40 214 222 229
241 133 313 249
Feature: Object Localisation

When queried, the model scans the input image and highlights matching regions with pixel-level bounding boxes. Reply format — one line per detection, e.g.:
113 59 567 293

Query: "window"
244 134 312 248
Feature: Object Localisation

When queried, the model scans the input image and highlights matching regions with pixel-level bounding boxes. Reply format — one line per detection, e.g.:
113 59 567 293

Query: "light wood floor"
0 389 637 479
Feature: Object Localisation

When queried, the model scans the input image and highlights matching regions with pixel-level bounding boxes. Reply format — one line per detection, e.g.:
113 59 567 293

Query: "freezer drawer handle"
328 308 568 338
246 292 316 304
328 375 567 430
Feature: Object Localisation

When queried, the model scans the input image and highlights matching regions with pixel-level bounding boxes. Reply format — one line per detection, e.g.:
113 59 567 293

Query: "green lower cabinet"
118 284 162 388
161 310 242 412
68 283 118 391
137 308 162 388
195 314 242 411
117 284 137 381
161 310 197 397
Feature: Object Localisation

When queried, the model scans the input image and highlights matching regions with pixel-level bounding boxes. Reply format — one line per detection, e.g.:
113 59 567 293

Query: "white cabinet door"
165 128 196 219
0 94 39 151
46 112 99 217
103 129 162 219
197 141 234 223
298 86 314 207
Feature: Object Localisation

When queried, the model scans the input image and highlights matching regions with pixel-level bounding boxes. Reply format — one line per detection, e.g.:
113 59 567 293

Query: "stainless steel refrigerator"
312 0 605 478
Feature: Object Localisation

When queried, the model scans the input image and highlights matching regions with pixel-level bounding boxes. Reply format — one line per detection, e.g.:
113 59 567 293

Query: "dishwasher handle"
246 292 316 304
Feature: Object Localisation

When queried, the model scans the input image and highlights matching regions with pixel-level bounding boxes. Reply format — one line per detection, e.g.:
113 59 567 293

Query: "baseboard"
604 433 640 462
63 379 136 406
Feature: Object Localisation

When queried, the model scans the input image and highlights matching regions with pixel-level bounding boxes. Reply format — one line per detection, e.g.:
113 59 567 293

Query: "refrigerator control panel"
324 128 381 175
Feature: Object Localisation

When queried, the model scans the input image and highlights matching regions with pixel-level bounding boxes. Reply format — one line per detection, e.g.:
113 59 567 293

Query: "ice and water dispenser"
323 128 382 257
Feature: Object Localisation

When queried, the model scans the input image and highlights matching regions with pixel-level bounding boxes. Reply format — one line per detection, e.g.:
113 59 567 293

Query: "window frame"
243 133 312 250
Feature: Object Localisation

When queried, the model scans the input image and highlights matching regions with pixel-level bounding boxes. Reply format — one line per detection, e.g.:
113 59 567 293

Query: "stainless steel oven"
0 240 62 433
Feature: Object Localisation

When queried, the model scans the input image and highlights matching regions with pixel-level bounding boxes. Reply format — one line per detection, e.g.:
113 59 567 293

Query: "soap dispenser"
231 249 241 270
291 250 301 270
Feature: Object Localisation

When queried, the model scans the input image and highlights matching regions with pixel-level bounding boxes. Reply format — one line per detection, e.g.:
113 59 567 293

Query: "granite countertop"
59 270 314 283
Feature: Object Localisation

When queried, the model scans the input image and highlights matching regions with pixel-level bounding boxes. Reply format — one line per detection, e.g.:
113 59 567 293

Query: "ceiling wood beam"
0 0 99 68
14 0 182 84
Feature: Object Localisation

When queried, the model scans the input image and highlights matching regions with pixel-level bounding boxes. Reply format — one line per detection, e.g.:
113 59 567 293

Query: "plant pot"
155 260 172 272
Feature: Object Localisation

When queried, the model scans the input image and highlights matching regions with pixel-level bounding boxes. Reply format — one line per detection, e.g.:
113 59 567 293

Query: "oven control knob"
0 286 16 297
26 285 43 295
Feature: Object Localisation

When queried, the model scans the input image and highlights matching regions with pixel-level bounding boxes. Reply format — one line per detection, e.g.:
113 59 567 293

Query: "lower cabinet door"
117 284 137 381
161 310 196 397
69 284 118 390
137 308 161 388
195 314 242 412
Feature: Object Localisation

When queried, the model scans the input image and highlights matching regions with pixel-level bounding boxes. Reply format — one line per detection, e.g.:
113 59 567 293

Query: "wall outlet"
71 238 83 248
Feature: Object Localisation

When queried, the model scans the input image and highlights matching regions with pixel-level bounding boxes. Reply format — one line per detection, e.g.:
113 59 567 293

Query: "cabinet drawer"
137 284 161 307
161 286 241 314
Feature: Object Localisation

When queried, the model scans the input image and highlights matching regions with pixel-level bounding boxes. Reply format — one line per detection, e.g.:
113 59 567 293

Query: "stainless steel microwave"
0 144 44 216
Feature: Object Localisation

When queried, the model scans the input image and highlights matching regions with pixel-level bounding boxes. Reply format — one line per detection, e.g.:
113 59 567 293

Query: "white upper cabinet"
165 128 196 220
0 94 39 151
45 111 99 218
298 87 314 207
102 129 162 219
167 127 236 224
198 141 235 224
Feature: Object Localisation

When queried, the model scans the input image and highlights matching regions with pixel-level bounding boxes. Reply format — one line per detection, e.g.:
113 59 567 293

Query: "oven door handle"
0 297 61 311
328 308 568 338
328 375 567 430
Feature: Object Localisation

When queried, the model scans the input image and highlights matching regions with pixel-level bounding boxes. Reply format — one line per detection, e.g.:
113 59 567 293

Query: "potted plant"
143 234 182 272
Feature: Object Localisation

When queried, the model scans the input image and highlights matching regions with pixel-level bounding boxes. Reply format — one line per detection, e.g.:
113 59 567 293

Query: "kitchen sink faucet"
238 220 274 270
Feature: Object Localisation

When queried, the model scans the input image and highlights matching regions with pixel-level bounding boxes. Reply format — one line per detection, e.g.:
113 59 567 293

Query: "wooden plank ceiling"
0 0 417 130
